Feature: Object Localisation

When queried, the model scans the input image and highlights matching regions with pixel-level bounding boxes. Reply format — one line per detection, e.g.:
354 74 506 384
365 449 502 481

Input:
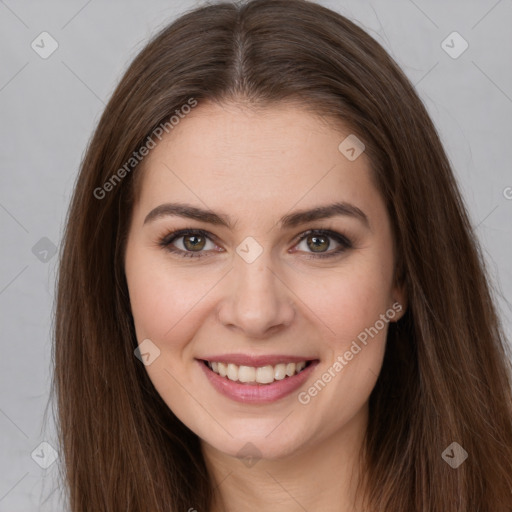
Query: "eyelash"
158 228 353 260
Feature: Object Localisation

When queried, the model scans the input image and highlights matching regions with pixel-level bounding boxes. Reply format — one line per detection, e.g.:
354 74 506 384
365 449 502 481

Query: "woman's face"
124 101 405 460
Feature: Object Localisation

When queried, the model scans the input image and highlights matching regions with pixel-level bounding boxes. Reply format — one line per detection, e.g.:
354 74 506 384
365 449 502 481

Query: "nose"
217 251 295 339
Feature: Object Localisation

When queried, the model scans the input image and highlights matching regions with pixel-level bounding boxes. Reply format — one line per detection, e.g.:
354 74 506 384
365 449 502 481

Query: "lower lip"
198 360 319 404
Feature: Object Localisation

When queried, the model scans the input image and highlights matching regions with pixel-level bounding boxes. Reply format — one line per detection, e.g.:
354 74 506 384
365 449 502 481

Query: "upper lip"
198 353 318 367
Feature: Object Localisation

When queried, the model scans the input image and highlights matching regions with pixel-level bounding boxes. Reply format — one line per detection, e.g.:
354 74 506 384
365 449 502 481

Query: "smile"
198 356 319 404
204 360 310 384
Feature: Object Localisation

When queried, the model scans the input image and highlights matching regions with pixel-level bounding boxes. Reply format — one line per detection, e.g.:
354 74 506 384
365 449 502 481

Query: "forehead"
133 101 377 221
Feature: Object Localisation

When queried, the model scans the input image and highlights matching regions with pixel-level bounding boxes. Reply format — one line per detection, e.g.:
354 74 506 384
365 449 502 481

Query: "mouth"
197 356 319 404
202 359 313 385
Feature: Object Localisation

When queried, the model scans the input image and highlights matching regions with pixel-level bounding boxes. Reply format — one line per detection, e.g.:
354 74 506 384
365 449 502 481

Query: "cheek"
294 269 392 428
125 248 219 353
293 254 394 346
291 246 394 398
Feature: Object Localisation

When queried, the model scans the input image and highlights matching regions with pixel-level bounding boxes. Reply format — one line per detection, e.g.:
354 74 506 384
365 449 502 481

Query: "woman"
51 0 512 510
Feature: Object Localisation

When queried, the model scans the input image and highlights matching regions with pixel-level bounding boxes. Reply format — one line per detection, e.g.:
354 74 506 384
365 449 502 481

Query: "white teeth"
274 363 287 380
238 365 256 383
227 363 238 381
256 365 274 384
285 362 296 377
206 360 309 384
218 362 227 377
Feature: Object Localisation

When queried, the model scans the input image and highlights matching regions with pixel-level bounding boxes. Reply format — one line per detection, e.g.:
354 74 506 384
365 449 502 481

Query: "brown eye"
182 234 206 251
159 229 217 258
294 229 353 259
306 234 330 253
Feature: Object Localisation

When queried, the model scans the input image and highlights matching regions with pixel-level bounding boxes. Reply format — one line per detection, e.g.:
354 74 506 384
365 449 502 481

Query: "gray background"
1 0 511 509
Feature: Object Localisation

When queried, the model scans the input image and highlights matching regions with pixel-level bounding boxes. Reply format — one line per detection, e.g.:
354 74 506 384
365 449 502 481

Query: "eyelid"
289 228 351 248
158 227 352 259
290 229 352 259
158 228 220 255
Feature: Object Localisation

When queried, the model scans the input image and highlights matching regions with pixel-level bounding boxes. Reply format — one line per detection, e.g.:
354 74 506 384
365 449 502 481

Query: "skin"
124 100 406 512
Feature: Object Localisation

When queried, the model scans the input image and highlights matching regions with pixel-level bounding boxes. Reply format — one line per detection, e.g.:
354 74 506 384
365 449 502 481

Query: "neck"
202 405 369 512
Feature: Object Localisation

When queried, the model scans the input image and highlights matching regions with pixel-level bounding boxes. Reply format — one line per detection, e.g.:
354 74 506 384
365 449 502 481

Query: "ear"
389 280 407 322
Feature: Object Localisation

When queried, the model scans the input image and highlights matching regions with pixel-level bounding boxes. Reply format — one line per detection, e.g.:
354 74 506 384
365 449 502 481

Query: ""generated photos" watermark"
298 301 402 405
93 97 198 199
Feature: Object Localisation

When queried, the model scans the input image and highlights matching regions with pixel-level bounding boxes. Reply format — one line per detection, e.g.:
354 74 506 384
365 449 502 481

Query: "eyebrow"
143 201 370 230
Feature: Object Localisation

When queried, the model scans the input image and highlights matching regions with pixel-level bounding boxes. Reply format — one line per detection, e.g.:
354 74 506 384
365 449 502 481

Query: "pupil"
185 235 204 251
310 235 328 252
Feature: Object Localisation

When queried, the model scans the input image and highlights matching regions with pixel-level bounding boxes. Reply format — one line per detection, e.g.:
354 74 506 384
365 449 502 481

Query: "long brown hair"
50 0 512 510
